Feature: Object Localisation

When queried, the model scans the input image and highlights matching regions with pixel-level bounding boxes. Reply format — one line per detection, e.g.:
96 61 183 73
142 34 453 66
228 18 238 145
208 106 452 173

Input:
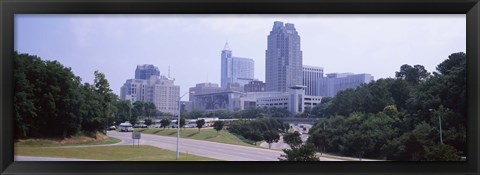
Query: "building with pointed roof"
220 42 255 89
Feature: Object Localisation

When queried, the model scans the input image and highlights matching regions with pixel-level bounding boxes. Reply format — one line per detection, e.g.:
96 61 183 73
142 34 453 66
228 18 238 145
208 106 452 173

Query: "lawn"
15 137 121 147
15 145 217 161
135 128 257 147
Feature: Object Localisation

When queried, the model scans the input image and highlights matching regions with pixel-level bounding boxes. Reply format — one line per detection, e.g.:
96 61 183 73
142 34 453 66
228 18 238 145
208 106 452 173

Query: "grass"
135 128 257 147
15 145 217 161
15 134 121 147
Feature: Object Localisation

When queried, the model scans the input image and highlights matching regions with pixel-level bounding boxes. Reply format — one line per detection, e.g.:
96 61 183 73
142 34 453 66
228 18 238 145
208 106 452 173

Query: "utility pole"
429 109 443 145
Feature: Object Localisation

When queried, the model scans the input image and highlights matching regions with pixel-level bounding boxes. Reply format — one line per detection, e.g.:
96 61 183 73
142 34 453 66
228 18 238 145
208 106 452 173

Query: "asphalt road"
107 131 344 161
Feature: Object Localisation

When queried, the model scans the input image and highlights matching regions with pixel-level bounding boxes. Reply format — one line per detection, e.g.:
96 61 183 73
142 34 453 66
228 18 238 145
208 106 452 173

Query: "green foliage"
395 64 430 84
144 118 153 126
307 52 466 161
113 100 132 126
144 102 158 119
279 144 319 161
283 131 302 147
245 131 264 145
14 52 115 139
180 118 186 129
212 121 225 135
196 119 205 131
263 130 280 149
425 144 460 161
308 128 330 154
160 119 171 129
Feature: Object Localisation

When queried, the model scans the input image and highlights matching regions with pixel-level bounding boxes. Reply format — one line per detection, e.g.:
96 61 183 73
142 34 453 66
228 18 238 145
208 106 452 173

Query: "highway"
107 131 345 161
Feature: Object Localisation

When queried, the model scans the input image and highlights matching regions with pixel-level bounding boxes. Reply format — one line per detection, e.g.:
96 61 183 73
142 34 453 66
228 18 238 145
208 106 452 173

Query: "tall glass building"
135 64 160 80
265 21 303 92
220 42 254 88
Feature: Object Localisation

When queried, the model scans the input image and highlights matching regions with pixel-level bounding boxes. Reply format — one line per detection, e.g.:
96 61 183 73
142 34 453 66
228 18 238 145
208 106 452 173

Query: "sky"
15 14 466 101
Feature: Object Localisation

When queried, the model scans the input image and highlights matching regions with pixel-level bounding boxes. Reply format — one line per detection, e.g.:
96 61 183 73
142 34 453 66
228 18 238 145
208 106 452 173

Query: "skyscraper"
135 64 160 80
265 21 303 92
220 42 255 88
303 65 324 96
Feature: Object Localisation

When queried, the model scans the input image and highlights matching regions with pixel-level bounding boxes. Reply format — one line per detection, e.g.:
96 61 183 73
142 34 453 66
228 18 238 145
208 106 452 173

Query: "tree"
180 118 186 130
279 144 320 161
212 121 225 135
345 131 374 160
93 70 115 133
196 119 205 132
144 102 157 119
435 52 466 76
144 118 153 127
246 131 264 145
160 119 171 129
263 130 280 149
425 144 460 161
395 64 430 84
131 101 146 126
283 131 303 147
113 100 132 127
309 130 330 155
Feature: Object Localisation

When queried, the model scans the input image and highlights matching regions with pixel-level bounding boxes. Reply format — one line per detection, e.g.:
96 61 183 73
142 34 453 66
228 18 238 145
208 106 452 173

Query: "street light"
177 91 190 160
429 109 443 145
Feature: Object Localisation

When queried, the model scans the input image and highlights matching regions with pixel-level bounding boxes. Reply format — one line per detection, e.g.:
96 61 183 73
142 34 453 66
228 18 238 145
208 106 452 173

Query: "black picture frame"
1 0 479 175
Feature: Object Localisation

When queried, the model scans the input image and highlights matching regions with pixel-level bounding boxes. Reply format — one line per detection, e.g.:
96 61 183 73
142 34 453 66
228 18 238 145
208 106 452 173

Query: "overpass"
278 117 323 125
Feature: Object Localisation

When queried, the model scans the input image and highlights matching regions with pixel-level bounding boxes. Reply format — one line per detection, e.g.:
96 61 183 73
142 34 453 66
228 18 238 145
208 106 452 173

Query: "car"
119 123 134 132
108 126 116 130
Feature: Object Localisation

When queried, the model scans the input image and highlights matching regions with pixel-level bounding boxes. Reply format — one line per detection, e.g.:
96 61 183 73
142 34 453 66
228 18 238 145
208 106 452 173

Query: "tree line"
307 52 466 161
181 106 290 119
14 52 115 139
227 117 289 147
14 52 171 139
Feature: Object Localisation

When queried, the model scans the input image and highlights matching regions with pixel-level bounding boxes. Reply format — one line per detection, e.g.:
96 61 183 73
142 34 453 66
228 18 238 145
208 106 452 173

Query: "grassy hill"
16 145 217 161
135 128 256 147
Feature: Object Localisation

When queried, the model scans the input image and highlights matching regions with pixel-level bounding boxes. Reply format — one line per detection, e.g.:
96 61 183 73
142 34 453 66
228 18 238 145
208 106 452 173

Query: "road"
107 131 344 161
260 124 311 150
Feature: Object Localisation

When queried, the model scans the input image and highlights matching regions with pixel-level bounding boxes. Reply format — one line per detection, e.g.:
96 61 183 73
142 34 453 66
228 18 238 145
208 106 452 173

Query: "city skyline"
15 14 466 100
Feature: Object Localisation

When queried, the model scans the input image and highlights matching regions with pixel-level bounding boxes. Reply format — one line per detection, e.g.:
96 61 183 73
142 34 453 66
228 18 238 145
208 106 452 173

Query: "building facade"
244 80 265 92
302 65 324 96
265 21 303 92
121 74 180 116
220 42 255 89
188 82 224 101
318 73 374 97
135 64 160 80
191 86 322 114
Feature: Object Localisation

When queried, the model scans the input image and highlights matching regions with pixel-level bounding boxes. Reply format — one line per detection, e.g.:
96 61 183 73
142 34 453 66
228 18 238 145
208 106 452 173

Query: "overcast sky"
15 14 466 101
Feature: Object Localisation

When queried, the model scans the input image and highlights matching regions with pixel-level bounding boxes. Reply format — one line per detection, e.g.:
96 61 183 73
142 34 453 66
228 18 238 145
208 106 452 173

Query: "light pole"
429 109 443 145
177 92 190 160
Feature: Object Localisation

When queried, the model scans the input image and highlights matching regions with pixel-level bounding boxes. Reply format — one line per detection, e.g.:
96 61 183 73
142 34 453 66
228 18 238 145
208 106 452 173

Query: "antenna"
168 66 171 78
206 72 209 83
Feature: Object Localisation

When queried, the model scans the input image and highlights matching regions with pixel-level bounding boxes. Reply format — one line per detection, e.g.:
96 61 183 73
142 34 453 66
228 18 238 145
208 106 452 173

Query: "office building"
303 65 324 96
318 73 374 97
191 85 323 114
135 64 160 80
220 42 255 88
265 21 303 92
121 66 180 116
244 80 265 92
